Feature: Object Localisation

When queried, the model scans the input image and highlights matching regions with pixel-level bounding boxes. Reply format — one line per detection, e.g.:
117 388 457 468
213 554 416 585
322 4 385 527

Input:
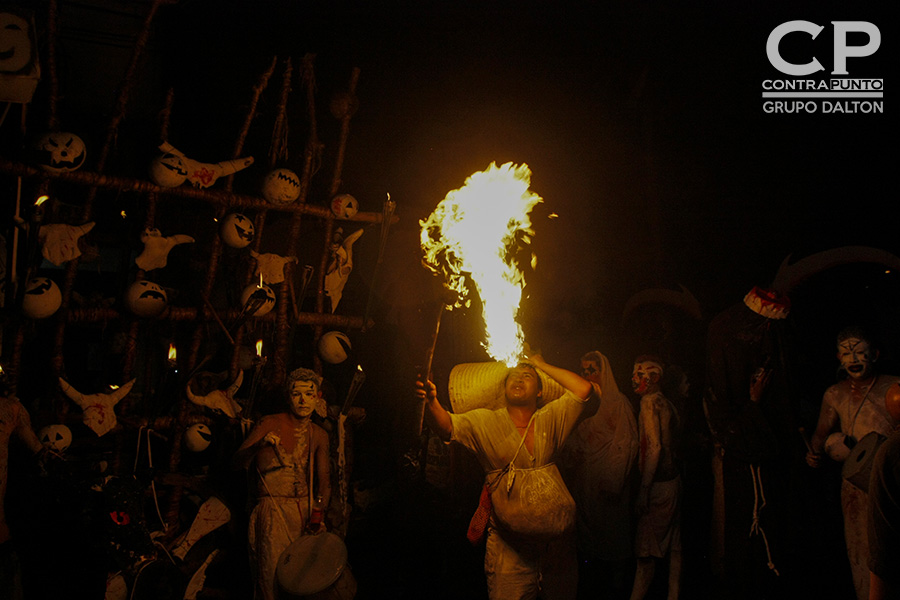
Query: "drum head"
843 431 886 490
277 532 348 596
825 432 853 462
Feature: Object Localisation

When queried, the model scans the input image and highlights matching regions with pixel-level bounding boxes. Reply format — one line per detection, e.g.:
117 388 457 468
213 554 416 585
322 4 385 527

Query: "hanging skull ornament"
38 424 72 452
124 280 168 317
184 423 213 452
330 193 359 219
261 168 302 205
185 371 244 418
318 331 351 364
250 250 297 285
220 213 255 248
22 276 62 319
239 283 276 317
150 142 253 189
59 378 135 437
0 11 34 74
32 132 87 173
148 151 189 187
0 9 40 104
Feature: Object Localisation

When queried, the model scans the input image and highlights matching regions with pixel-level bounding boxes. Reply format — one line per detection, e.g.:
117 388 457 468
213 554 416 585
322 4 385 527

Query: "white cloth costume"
451 388 596 600
560 353 639 560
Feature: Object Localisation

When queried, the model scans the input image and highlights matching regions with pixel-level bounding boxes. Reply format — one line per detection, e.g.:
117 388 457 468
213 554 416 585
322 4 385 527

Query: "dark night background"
1 0 897 598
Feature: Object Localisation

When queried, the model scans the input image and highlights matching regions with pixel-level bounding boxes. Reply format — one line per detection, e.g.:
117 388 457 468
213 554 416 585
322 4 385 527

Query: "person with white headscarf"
559 351 639 594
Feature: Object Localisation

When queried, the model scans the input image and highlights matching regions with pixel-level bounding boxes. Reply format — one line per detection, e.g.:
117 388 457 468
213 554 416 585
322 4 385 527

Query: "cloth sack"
489 462 576 542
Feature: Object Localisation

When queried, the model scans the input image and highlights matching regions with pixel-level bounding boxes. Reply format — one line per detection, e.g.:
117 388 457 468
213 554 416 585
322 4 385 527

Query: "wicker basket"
447 361 565 413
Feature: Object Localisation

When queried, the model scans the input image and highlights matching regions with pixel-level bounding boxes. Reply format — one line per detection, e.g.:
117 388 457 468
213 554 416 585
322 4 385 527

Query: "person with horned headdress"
704 286 804 598
806 327 900 600
234 367 331 600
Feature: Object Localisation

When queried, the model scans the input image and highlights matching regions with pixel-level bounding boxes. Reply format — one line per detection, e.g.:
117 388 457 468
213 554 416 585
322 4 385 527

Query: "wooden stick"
0 159 397 224
50 0 168 381
44 0 60 131
799 427 814 453
231 55 278 181
416 301 446 436
201 294 236 345
362 194 397 331
268 57 293 168
59 306 369 328
328 67 361 197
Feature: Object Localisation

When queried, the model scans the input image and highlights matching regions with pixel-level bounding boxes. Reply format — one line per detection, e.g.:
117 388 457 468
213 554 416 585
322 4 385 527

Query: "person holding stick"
234 367 331 600
868 381 900 600
416 350 599 600
806 327 899 600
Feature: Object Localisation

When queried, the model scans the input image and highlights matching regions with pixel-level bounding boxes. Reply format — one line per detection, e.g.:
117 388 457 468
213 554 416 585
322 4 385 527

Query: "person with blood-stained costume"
806 327 899 600
629 356 682 600
558 350 638 595
703 286 804 598
0 377 43 600
233 368 330 600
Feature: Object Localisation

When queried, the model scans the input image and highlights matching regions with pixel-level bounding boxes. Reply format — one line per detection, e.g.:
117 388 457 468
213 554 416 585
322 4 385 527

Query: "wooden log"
0 158 396 224
44 0 60 131
60 306 371 328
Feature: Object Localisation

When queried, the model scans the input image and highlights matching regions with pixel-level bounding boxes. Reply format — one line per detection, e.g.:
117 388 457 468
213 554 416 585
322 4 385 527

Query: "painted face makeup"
580 360 602 384
632 361 663 395
838 337 874 380
289 380 319 418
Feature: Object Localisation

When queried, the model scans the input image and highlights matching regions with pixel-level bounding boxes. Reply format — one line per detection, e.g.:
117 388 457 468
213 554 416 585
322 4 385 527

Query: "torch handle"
416 303 445 436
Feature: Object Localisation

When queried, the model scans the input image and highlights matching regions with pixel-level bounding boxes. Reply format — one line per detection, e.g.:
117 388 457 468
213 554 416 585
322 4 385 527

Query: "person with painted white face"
234 368 331 600
629 356 682 600
807 327 900 600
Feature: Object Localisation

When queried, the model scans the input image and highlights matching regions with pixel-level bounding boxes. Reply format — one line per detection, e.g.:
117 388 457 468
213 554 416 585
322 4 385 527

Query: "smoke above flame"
420 162 542 366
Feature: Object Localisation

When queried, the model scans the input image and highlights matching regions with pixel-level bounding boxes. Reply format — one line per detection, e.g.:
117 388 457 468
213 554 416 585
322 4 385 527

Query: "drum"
130 558 187 600
276 532 356 600
842 431 887 491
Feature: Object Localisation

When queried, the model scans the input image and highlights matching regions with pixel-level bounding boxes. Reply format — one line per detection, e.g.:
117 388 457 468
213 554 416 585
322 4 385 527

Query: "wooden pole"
416 301 445 436
0 159 394 225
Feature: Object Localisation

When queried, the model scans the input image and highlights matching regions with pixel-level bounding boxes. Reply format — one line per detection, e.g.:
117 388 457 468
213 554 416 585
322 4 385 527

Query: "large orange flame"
420 162 541 366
